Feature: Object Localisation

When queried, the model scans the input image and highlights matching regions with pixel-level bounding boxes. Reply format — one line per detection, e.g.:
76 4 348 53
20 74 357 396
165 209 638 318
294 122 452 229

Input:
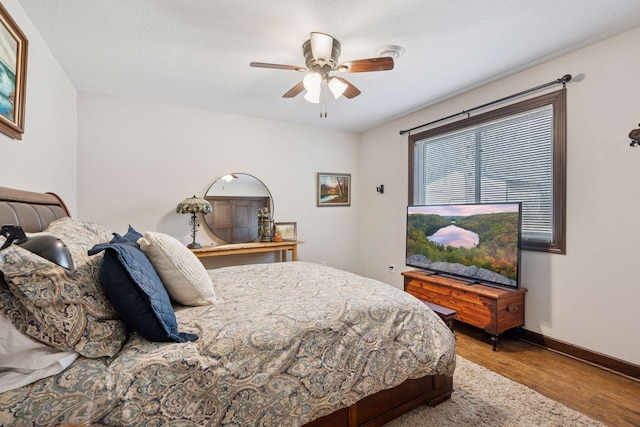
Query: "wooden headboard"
0 186 70 233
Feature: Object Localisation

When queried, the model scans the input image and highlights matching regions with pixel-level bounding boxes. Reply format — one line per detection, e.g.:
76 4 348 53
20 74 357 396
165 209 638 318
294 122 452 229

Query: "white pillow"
0 315 79 393
138 231 217 306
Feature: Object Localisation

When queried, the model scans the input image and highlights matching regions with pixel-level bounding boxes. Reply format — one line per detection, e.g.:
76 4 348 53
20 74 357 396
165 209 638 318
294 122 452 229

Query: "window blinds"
413 105 553 243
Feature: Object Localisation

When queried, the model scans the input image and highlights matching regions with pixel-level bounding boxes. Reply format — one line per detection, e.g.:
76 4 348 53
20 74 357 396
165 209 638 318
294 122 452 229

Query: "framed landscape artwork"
275 222 297 241
0 3 28 140
316 173 351 207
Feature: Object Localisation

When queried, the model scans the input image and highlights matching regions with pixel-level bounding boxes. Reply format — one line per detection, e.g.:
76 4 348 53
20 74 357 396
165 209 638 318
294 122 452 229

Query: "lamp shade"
18 235 75 270
0 225 74 270
310 32 334 60
303 72 322 92
304 89 321 104
328 77 348 99
176 196 212 214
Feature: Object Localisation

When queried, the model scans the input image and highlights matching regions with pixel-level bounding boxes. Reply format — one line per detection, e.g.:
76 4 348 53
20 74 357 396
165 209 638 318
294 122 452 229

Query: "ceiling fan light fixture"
304 33 341 70
304 89 321 104
328 77 348 99
310 32 334 61
303 72 322 91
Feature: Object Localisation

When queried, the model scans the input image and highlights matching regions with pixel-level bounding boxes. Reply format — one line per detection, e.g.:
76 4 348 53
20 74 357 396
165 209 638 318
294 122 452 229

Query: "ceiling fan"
250 32 394 115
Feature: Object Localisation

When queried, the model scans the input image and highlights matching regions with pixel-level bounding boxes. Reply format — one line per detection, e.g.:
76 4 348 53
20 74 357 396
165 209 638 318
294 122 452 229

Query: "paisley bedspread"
0 262 456 426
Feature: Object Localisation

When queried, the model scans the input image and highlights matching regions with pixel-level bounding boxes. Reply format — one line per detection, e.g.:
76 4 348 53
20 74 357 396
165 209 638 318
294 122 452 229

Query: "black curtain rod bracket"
399 74 572 136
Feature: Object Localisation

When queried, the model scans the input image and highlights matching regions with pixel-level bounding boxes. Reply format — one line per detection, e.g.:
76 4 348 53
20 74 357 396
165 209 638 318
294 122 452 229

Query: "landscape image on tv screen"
406 203 521 288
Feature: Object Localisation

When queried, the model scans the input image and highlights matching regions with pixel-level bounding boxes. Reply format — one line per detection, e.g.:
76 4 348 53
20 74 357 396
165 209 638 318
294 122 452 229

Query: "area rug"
387 356 604 427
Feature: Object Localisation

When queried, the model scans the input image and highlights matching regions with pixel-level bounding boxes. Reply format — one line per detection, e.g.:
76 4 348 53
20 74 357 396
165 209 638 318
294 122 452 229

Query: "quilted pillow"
138 231 217 306
0 242 127 358
89 236 198 343
120 224 143 243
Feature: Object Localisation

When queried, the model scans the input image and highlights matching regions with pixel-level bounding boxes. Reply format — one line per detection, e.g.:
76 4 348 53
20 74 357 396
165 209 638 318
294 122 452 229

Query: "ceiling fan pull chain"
320 83 328 118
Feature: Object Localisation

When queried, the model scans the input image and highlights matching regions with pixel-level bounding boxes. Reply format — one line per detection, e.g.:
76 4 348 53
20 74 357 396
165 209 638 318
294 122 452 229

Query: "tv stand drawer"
403 270 526 350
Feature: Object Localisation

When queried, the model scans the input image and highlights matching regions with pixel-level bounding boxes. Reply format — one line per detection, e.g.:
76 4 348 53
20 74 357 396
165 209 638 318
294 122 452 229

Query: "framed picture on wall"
0 4 29 139
316 173 351 207
0 3 28 140
275 222 297 241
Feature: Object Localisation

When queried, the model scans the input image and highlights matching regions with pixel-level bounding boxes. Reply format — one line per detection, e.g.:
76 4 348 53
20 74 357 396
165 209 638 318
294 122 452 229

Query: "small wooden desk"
191 241 301 262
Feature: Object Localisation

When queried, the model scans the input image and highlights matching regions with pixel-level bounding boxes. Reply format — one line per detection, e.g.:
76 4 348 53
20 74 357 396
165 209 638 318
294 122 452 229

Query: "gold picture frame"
316 173 351 207
275 222 297 241
0 3 28 140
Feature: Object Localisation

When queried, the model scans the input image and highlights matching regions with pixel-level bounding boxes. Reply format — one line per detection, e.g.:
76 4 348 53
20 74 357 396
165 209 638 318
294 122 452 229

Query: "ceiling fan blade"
339 57 394 73
250 62 307 72
332 77 361 99
282 81 305 98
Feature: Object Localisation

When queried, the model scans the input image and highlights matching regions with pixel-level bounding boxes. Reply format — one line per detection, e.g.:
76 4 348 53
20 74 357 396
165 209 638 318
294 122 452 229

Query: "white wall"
0 0 77 212
359 27 640 365
76 93 361 271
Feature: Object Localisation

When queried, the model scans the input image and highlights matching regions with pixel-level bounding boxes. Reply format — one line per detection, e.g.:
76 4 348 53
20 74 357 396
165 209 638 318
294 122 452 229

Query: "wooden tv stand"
402 270 526 350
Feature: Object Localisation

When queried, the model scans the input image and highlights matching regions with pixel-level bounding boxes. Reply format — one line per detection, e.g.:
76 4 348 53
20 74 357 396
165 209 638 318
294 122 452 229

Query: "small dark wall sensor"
376 185 384 194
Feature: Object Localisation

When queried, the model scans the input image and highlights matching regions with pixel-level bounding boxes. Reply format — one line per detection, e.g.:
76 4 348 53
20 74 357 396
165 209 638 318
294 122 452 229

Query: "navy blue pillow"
89 234 197 343
121 225 143 243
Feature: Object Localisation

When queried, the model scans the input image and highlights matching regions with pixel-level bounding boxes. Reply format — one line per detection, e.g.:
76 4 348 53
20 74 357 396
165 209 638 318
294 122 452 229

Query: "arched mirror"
203 173 273 243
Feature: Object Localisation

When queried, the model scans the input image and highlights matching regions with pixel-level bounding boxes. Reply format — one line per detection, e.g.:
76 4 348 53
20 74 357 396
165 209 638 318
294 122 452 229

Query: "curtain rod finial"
560 74 572 87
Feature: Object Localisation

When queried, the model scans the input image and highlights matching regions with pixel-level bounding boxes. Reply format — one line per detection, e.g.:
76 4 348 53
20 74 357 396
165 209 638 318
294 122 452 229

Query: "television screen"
406 203 521 289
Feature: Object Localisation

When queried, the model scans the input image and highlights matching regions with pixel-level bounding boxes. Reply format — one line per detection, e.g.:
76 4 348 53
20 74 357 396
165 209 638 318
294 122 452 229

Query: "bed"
0 186 455 427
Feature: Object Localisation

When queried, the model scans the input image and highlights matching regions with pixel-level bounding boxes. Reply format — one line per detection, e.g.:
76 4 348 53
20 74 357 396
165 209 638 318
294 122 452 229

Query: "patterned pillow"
0 220 127 358
44 217 114 252
0 273 26 328
138 231 217 306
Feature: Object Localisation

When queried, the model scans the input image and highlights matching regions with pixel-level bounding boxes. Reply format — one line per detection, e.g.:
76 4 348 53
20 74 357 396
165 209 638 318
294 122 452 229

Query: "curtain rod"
399 74 572 136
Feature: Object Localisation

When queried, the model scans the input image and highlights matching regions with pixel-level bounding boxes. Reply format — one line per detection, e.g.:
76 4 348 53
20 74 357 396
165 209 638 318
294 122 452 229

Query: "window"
409 89 566 253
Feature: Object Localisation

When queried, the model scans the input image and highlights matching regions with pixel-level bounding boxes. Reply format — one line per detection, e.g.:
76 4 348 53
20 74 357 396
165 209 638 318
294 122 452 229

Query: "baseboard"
519 329 640 381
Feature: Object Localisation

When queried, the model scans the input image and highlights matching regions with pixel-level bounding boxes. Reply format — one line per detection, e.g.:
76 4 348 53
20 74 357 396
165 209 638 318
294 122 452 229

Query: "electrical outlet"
388 264 395 273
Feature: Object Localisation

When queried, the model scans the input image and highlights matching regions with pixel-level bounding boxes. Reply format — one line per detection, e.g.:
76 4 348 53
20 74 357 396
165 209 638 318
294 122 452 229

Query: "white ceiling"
17 0 640 133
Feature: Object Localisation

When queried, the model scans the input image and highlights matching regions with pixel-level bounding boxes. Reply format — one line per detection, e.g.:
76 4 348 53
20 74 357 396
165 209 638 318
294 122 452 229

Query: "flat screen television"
406 202 522 289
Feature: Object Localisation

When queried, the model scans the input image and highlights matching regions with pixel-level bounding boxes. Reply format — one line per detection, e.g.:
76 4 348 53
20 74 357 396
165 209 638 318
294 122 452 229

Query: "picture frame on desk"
275 222 297 241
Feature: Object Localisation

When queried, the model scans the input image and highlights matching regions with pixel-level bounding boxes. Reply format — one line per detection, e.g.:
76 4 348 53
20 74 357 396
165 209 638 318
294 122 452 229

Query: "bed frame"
0 185 454 427
306 375 453 427
0 186 70 232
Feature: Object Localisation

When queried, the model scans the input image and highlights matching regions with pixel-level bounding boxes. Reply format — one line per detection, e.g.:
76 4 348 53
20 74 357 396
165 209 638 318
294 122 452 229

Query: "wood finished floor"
454 323 640 427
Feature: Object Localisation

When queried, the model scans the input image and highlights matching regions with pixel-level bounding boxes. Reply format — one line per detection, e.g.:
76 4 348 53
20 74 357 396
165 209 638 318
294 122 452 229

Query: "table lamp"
176 195 212 249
